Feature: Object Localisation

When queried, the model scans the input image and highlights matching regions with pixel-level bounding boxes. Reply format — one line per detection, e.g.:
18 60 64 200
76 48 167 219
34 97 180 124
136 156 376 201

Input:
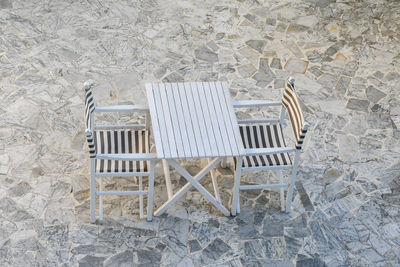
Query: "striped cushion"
237 124 292 168
93 130 150 173
282 80 307 149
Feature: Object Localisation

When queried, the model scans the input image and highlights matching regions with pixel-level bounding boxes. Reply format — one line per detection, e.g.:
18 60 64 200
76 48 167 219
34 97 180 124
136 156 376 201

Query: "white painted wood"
163 159 173 199
147 161 155 221
158 83 178 158
178 83 199 157
154 83 178 158
232 100 282 108
184 83 205 157
239 183 288 190
146 84 164 158
220 83 245 156
167 159 230 216
171 83 192 158
231 156 243 216
96 172 150 177
241 165 293 171
94 125 146 130
237 119 280 124
94 105 148 112
96 191 148 196
208 158 221 202
286 150 301 211
195 82 219 157
151 83 172 158
243 147 295 156
202 82 225 156
279 169 285 212
96 153 157 161
208 82 233 156
90 159 96 223
214 82 239 156
190 83 212 157
139 176 144 219
165 83 185 158
154 157 222 216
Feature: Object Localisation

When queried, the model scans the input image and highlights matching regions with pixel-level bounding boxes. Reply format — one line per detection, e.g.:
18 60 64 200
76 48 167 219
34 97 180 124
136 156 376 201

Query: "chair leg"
279 169 285 212
147 161 155 221
231 157 243 216
90 159 96 223
162 159 173 199
286 150 301 212
139 176 144 219
99 177 103 220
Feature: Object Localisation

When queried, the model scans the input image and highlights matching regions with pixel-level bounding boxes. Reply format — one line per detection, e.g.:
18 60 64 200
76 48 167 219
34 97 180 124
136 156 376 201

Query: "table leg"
154 158 228 216
162 159 173 199
209 158 221 203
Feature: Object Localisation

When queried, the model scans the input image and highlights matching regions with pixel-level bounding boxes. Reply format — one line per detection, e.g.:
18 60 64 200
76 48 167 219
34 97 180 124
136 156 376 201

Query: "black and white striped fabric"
93 129 150 173
237 124 292 168
282 79 308 150
84 82 95 131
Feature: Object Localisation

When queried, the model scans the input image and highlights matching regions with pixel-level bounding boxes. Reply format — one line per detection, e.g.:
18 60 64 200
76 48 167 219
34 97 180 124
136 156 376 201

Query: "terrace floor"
1 0 400 266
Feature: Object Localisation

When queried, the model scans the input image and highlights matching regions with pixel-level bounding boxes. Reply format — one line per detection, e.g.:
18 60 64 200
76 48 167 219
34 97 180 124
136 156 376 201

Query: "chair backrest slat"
281 78 308 150
84 80 96 157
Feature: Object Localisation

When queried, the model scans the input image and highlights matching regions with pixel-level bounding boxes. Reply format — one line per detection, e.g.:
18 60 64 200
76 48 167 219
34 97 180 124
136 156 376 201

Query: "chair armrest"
94 105 148 112
96 153 157 161
244 147 295 156
233 100 282 108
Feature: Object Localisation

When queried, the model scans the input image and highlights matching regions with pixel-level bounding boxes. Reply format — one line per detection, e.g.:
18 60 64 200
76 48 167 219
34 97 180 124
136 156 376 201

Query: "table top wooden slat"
171 83 192 158
145 84 164 158
164 83 185 158
177 83 199 157
195 82 220 157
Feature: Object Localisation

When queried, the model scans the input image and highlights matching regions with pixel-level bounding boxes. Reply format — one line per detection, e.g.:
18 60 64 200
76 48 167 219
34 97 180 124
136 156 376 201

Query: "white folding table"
145 81 245 216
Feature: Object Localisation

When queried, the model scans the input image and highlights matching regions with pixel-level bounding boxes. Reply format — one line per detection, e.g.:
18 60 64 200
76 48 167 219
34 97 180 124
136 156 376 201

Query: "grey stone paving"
1 0 400 266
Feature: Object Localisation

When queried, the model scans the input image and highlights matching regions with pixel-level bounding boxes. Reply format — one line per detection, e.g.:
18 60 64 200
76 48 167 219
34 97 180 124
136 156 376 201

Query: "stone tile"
202 238 231 260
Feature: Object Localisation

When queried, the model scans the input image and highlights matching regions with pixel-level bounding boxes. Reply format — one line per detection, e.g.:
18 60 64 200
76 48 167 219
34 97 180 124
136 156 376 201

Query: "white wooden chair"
231 77 309 215
84 80 157 222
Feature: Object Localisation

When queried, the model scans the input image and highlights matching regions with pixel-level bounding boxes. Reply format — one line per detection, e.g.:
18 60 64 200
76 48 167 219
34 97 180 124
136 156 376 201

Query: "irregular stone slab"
319 100 346 115
295 181 314 211
0 154 9 174
284 58 308 73
346 98 369 112
366 85 386 103
202 238 230 260
78 255 106 267
245 40 267 54
244 240 264 258
237 64 256 78
270 58 282 69
296 257 327 267
338 135 359 162
137 248 161 264
104 250 134 266
262 220 284 237
262 237 287 258
188 239 201 253
0 0 12 8
194 46 218 63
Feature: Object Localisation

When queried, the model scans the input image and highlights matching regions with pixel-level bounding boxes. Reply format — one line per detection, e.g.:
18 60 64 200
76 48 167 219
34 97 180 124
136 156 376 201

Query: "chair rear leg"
286 151 301 212
147 161 155 221
279 169 285 212
231 157 243 216
139 176 144 219
99 177 103 220
90 159 97 223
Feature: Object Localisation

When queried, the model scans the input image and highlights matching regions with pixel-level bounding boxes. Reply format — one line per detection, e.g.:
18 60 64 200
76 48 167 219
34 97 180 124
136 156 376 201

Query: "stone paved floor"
1 0 400 266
